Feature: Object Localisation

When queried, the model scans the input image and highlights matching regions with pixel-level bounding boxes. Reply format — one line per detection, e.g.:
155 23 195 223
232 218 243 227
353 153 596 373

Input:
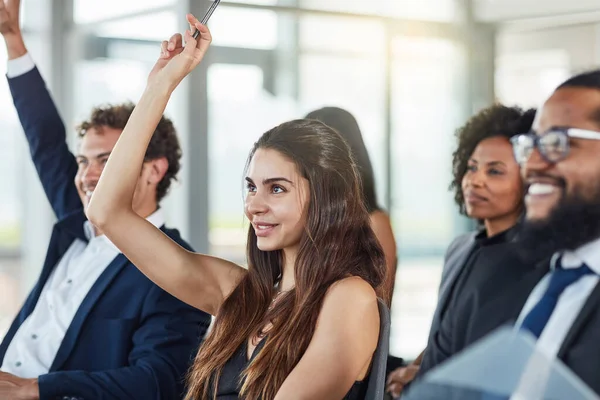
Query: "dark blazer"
463 262 600 396
418 229 535 380
2 67 211 400
415 251 600 395
427 232 477 345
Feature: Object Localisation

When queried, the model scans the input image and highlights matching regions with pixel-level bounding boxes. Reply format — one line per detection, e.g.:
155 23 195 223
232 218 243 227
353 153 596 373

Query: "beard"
519 182 600 264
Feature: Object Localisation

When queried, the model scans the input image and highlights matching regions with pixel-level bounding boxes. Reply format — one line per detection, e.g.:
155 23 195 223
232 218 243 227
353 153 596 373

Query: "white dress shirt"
515 237 600 359
6 52 35 78
1 210 164 378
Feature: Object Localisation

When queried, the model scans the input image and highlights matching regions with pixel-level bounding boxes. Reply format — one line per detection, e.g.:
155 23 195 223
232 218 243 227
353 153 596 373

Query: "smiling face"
524 87 600 222
461 136 524 224
244 148 310 254
75 126 162 220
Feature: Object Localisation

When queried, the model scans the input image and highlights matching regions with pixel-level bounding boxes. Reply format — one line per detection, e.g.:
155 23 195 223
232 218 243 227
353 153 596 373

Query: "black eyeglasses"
510 127 600 165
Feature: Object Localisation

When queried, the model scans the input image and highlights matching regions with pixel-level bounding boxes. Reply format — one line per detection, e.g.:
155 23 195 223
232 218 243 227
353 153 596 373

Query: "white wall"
476 0 600 22
495 23 600 108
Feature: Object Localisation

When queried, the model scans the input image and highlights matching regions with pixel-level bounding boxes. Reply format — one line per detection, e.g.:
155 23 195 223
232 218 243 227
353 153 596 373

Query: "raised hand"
0 0 20 36
0 0 26 59
147 13 212 91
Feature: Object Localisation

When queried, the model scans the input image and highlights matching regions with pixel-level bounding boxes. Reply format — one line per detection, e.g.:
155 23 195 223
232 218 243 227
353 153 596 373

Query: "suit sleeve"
37 285 211 400
417 304 455 379
8 67 82 220
416 286 477 382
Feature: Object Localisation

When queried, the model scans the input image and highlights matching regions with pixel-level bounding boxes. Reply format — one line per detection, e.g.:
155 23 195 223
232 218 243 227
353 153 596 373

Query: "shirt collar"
552 236 600 275
83 209 165 253
473 222 520 246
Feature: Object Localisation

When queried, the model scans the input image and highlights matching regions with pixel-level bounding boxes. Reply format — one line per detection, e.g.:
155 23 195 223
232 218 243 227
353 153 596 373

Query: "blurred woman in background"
387 105 536 398
306 107 397 307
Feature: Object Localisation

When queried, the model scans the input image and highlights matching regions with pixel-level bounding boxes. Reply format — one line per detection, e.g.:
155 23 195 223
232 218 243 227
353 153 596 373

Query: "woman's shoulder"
312 277 381 370
445 231 479 258
323 276 379 314
369 209 390 224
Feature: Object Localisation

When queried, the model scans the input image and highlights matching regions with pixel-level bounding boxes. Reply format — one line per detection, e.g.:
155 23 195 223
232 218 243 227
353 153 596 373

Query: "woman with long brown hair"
86 14 386 400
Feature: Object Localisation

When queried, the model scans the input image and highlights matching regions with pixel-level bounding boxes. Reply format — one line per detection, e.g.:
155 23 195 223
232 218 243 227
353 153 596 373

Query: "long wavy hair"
185 119 386 400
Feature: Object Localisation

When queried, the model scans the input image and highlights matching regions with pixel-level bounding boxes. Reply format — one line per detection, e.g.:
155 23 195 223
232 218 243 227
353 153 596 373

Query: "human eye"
246 182 257 193
272 185 286 194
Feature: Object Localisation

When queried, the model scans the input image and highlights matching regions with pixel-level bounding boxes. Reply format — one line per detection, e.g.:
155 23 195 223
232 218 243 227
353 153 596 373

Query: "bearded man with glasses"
412 69 600 397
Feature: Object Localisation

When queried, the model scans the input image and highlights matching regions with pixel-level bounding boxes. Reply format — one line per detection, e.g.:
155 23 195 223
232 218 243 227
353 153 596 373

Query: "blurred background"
0 0 594 360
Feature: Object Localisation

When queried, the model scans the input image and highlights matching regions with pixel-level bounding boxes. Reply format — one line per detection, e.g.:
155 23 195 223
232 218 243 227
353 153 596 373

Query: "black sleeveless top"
214 338 368 399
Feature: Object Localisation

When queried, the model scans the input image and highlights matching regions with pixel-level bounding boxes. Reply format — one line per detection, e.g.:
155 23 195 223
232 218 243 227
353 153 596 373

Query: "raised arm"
86 16 245 316
1 0 82 219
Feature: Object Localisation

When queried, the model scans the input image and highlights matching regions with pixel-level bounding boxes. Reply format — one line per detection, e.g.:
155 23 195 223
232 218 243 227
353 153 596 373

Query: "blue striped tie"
520 257 593 338
480 257 593 400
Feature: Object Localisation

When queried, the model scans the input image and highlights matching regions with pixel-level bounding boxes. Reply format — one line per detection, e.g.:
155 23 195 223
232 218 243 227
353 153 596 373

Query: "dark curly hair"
76 102 181 203
450 104 536 215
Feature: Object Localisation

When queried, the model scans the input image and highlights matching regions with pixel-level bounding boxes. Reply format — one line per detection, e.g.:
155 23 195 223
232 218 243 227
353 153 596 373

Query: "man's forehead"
535 87 600 132
76 137 115 158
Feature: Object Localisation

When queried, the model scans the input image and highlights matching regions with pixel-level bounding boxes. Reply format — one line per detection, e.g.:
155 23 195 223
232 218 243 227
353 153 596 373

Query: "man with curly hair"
0 2 210 399
388 104 535 398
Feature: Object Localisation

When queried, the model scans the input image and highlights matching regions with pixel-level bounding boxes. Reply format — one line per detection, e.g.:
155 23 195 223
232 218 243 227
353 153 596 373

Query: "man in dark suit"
415 68 600 396
0 1 211 399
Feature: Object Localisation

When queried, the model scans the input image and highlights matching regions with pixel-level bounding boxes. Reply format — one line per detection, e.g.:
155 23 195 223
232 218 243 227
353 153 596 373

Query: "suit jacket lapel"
49 225 168 371
30 211 88 317
557 281 600 358
468 265 549 344
434 233 477 323
50 253 129 371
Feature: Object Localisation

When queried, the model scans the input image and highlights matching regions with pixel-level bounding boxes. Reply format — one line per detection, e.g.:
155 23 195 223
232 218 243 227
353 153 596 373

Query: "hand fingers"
182 29 198 56
386 382 403 398
403 364 420 380
160 40 168 58
387 367 406 384
193 23 212 45
186 13 197 33
387 367 418 387
167 33 182 51
6 0 21 14
0 6 7 25
186 13 212 45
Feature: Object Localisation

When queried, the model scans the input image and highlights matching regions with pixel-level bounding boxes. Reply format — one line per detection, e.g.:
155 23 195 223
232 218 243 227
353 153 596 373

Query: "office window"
71 10 188 231
74 0 176 23
299 15 385 55
299 55 387 207
389 36 465 358
210 7 278 50
300 0 458 21
0 62 21 252
207 62 297 263
0 39 27 338
299 15 387 204
496 49 570 108
222 0 278 4
91 11 178 41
